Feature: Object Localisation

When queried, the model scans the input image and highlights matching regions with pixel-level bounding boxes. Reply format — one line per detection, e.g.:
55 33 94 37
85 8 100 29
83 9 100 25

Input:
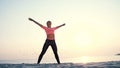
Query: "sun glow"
81 56 90 64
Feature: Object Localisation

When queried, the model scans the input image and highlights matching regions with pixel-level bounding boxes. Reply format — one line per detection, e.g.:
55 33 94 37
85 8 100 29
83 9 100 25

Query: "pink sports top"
41 26 57 35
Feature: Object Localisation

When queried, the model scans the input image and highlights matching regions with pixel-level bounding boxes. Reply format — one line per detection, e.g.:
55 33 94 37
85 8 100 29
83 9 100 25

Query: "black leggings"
37 39 60 64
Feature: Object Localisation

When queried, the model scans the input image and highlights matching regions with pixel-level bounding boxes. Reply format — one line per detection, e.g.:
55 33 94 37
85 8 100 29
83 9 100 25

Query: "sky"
0 0 120 63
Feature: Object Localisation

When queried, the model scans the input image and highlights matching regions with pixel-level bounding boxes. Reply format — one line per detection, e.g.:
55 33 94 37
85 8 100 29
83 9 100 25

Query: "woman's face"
47 21 51 28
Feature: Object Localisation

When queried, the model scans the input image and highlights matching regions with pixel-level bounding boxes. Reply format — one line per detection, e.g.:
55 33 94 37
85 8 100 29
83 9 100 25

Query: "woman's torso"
47 34 55 40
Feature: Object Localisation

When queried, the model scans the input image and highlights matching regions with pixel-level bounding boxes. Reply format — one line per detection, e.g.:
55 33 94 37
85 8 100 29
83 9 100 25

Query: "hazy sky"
0 0 120 63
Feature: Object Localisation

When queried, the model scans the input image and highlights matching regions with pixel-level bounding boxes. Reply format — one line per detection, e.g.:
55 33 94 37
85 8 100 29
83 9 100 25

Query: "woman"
28 18 65 64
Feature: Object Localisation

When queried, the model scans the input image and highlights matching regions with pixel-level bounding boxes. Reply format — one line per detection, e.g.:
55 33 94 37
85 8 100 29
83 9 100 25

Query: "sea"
0 56 120 68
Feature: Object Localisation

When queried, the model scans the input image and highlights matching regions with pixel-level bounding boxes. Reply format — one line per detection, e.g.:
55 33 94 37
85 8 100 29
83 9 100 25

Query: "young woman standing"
28 18 65 64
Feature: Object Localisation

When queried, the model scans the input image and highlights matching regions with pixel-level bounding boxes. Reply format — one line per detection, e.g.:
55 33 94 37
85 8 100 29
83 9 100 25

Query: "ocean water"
0 56 120 68
0 56 120 64
0 61 120 68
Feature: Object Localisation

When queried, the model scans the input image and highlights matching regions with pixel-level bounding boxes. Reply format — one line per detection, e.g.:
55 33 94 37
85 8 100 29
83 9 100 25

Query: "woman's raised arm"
56 23 65 29
28 18 43 27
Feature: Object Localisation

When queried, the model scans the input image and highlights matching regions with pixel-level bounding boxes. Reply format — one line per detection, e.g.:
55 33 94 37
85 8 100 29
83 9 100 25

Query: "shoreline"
0 60 120 64
0 61 120 68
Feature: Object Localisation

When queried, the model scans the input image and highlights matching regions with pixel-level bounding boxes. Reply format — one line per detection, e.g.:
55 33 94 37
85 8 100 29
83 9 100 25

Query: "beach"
0 61 120 68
